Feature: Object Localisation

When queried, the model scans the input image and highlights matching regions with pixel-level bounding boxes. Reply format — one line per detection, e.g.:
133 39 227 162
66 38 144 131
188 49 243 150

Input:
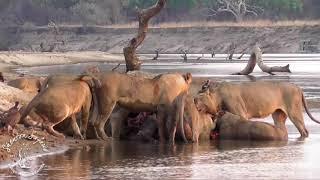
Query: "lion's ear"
183 73 192 84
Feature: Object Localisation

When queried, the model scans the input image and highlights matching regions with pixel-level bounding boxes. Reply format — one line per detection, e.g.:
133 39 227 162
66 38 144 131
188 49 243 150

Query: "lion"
40 66 101 92
39 74 80 92
174 92 215 143
214 111 288 141
194 81 320 138
7 77 45 93
92 71 192 143
20 75 100 139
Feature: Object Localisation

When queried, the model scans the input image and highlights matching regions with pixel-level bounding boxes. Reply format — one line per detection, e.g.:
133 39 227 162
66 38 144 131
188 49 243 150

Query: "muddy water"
2 57 320 179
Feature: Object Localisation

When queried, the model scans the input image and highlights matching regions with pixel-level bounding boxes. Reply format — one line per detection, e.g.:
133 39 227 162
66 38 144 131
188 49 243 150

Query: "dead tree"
255 46 291 75
152 49 160 60
206 0 263 22
40 42 56 52
233 45 291 75
232 48 256 75
226 43 236 61
238 53 245 59
237 48 246 59
211 51 215 58
181 50 188 62
124 0 166 72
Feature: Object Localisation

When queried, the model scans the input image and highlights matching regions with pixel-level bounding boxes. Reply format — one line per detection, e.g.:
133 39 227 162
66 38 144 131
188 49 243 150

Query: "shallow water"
2 55 320 179
1 127 320 179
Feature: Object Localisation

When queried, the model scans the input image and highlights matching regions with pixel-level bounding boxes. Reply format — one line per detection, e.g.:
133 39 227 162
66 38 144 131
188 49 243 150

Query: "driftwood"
196 54 204 61
255 46 291 75
124 0 166 72
233 45 291 75
232 50 256 75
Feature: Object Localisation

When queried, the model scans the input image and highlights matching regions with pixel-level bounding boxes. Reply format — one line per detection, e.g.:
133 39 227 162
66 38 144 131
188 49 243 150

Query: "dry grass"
102 20 320 28
31 20 320 30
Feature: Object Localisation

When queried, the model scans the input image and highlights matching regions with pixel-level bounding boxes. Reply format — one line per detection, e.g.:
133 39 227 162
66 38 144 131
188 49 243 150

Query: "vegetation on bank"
0 0 319 26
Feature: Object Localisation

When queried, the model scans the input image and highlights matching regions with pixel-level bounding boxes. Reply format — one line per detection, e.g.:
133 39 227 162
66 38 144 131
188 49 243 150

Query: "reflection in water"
2 138 319 179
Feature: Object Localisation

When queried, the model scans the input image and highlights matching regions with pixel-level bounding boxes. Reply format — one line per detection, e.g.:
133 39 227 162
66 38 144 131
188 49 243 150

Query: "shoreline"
0 125 67 169
0 51 125 72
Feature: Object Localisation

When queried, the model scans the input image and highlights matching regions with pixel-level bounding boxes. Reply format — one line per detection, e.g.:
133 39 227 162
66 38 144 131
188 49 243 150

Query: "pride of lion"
1 68 319 144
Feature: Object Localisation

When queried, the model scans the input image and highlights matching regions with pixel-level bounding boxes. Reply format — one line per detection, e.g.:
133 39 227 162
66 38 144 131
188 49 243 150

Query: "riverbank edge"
0 144 69 170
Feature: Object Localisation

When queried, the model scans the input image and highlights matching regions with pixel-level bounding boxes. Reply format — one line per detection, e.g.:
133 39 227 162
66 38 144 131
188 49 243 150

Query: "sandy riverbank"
0 51 125 72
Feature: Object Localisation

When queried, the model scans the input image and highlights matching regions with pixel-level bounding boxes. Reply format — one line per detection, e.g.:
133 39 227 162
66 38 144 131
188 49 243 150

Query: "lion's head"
194 89 218 115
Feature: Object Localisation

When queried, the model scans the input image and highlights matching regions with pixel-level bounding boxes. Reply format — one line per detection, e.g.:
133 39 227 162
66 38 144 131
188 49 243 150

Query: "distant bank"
1 23 319 54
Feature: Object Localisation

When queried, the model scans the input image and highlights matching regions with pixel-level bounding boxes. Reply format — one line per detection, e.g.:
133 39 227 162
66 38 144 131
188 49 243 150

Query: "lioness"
194 81 320 138
93 71 192 142
215 111 288 141
7 77 45 93
20 75 99 139
174 92 214 143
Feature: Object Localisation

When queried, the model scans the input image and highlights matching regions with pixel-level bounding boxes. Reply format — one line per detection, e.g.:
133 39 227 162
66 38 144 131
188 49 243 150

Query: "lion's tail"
302 92 320 124
176 91 188 143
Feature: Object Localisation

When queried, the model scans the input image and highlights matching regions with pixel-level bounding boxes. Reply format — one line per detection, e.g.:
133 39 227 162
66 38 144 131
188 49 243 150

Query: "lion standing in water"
92 71 192 143
195 81 320 138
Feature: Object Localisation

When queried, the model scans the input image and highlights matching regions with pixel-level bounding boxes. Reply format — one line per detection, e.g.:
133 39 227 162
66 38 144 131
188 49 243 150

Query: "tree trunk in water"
232 45 291 75
124 0 166 72
232 47 257 75
255 45 291 75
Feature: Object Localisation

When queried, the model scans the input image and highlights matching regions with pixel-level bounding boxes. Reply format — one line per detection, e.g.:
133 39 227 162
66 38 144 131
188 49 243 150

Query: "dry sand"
0 51 125 72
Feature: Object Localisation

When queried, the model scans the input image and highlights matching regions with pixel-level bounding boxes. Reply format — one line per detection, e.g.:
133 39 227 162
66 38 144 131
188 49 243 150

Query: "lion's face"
194 89 218 115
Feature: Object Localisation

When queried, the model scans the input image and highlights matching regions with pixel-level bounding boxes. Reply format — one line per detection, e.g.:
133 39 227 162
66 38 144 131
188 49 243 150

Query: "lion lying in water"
195 81 320 138
214 111 288 141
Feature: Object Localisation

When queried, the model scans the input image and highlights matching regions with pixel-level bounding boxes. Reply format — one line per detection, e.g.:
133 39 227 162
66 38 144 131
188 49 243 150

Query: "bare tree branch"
124 0 166 72
208 0 263 22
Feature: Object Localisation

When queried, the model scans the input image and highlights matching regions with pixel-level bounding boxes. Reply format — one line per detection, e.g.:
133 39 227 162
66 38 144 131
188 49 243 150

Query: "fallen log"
232 48 257 75
233 45 291 75
255 46 291 75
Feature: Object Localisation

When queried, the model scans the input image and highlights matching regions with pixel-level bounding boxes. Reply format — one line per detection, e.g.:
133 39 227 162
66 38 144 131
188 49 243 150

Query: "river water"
2 54 320 179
